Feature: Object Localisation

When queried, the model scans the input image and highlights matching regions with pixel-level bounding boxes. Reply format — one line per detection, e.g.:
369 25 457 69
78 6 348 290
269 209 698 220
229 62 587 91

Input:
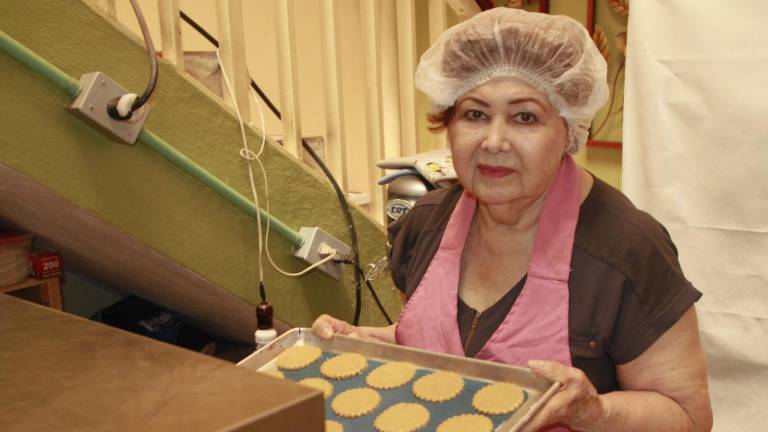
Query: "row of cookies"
271 345 525 432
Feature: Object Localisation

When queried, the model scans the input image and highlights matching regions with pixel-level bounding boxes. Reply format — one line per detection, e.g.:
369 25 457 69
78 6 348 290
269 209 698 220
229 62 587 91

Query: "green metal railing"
0 30 304 249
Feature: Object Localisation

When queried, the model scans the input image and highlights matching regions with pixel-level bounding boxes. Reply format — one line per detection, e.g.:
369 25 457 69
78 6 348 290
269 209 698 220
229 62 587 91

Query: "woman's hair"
427 106 455 133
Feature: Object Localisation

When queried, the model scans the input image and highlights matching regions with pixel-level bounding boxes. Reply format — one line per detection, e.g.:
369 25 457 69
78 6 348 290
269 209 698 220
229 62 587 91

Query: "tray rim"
237 327 560 432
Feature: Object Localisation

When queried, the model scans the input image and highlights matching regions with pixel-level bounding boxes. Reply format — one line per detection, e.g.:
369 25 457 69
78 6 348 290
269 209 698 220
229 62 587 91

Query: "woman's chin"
467 184 523 206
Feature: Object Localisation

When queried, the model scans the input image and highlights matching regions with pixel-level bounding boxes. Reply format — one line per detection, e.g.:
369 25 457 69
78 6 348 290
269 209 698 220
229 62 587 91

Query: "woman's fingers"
520 360 605 431
311 314 359 339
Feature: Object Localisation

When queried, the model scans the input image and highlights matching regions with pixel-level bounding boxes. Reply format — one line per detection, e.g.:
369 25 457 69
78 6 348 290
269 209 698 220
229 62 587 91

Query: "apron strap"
528 155 581 282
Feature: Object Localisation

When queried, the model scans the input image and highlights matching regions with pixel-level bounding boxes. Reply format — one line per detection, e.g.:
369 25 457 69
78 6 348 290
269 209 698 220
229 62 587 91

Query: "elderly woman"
313 8 712 431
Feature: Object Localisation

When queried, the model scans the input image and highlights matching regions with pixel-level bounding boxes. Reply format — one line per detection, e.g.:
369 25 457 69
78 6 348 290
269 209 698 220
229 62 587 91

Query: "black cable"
127 0 158 111
301 140 364 326
180 9 389 326
179 11 282 120
355 264 394 325
180 11 218 47
259 281 267 303
107 0 158 120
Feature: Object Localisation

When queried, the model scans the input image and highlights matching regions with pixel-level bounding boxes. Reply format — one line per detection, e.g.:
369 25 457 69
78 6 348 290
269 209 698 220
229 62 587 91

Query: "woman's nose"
481 117 511 154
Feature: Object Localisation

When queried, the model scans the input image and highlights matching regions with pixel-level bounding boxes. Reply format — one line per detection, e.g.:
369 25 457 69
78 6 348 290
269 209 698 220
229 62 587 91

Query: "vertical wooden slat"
446 0 481 20
157 0 184 72
216 0 251 122
395 0 418 157
380 0 402 161
275 0 302 158
428 0 448 149
428 0 447 44
360 0 386 223
321 0 348 190
103 0 116 19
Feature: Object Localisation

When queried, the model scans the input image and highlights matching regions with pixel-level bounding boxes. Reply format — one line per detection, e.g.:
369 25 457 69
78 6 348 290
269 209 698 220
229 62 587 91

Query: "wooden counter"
0 295 324 431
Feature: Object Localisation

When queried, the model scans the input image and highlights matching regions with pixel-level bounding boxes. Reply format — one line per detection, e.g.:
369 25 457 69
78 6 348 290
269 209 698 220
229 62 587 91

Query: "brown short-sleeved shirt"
388 177 701 393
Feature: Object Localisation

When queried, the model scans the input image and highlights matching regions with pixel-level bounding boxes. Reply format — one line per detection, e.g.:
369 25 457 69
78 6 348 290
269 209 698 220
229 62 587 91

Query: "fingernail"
528 360 545 370
322 327 333 338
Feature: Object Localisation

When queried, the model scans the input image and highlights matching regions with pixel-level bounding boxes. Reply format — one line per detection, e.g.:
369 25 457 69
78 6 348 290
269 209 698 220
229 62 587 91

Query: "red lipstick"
477 164 515 178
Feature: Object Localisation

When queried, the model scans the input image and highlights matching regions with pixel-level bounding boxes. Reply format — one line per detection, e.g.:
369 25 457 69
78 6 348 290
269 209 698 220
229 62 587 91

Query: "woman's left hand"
520 360 606 432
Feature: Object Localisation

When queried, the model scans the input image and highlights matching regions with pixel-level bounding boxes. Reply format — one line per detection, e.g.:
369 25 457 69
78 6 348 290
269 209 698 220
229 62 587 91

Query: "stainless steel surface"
238 328 560 432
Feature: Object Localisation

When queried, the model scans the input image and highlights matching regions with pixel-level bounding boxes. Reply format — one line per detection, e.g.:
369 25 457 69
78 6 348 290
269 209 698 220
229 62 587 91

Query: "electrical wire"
216 50 337 288
182 10 388 325
355 263 393 325
179 11 282 120
108 0 158 120
127 0 158 111
300 138 364 325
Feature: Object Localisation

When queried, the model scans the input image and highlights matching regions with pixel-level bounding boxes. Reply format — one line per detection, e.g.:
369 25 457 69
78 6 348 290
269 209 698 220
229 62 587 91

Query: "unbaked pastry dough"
331 387 381 418
325 419 344 432
374 402 430 432
298 377 334 398
365 361 417 390
275 345 322 370
436 414 493 432
412 371 465 402
320 353 368 379
472 382 525 415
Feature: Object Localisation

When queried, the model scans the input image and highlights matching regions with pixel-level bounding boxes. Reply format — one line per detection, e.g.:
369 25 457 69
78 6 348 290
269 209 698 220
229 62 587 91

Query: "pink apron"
396 155 580 430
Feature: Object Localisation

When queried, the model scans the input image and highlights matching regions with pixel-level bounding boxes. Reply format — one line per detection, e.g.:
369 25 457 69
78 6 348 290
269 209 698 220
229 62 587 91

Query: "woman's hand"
520 360 606 432
311 314 397 344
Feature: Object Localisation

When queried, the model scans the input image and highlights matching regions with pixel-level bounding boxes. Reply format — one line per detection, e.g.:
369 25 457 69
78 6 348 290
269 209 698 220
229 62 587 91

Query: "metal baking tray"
237 328 559 432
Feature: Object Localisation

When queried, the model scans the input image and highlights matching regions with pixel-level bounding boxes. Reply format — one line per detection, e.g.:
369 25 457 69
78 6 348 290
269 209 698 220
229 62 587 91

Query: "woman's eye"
515 111 537 124
464 109 487 120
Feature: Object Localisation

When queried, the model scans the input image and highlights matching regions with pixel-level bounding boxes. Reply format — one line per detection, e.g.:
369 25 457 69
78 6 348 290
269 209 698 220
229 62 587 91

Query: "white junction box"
292 227 351 280
67 72 149 144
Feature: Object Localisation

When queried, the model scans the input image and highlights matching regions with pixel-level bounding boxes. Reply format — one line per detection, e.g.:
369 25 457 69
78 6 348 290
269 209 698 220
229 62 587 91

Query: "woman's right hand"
311 314 397 344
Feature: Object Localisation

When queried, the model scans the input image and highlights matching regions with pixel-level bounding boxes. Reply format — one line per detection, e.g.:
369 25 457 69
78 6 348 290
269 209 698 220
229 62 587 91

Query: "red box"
30 252 63 279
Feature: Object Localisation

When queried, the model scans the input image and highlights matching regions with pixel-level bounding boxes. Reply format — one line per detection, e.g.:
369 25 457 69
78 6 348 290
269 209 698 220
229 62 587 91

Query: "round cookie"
366 361 417 390
436 414 493 432
298 377 334 398
263 369 284 379
412 371 464 402
320 353 368 379
275 345 322 370
472 382 525 415
374 402 430 432
331 387 381 418
325 420 344 432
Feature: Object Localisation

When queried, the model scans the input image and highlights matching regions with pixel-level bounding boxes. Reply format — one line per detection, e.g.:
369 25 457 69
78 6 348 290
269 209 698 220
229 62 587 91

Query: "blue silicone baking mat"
281 351 527 431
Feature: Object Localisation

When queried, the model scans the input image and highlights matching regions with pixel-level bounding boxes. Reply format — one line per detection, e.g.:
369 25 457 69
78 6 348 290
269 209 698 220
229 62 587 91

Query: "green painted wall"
0 0 400 327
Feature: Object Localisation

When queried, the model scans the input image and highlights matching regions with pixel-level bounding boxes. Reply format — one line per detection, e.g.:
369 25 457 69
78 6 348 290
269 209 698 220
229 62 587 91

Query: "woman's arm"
522 306 712 431
311 314 397 344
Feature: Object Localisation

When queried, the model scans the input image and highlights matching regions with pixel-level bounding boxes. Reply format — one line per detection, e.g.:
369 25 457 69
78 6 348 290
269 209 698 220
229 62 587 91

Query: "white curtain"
623 1 768 430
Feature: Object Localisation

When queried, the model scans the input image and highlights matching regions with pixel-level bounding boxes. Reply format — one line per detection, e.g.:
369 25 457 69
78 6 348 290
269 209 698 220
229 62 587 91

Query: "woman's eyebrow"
459 95 547 109
459 96 490 107
507 97 547 109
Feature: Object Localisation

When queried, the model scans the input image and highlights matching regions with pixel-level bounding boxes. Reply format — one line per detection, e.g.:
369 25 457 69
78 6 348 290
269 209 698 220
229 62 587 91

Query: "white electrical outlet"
67 72 150 144
292 227 351 280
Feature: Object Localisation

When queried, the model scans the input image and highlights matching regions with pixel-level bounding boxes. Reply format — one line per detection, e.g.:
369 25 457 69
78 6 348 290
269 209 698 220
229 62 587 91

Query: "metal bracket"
67 72 149 144
292 227 351 280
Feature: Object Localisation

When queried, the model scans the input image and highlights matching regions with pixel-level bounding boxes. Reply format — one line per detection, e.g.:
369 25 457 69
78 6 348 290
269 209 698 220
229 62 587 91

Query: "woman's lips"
477 164 515 178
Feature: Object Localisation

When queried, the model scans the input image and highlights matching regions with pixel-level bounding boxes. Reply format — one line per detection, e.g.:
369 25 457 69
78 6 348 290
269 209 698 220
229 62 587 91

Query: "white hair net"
415 8 609 153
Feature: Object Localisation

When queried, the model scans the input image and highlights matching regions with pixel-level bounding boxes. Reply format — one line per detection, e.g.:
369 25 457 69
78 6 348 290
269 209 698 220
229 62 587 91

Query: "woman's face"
447 78 569 207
